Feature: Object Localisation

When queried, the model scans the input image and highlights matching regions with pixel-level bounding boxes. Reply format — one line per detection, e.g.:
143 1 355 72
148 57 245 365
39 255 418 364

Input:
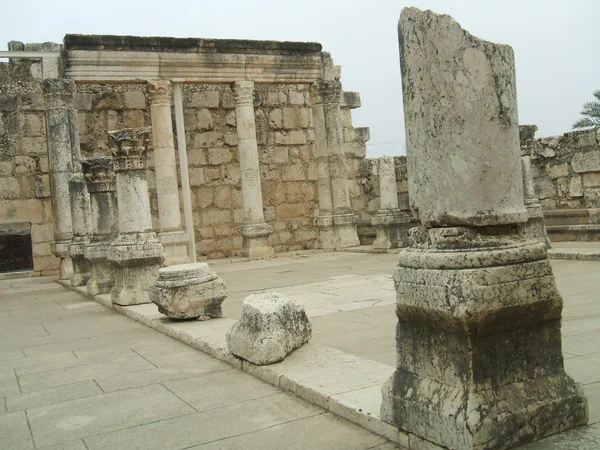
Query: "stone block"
0 160 12 175
204 166 221 182
189 91 220 108
202 210 231 226
289 91 305 106
261 146 289 164
282 164 306 181
275 130 306 146
188 168 204 186
123 110 145 128
14 156 36 174
226 292 311 365
221 92 236 109
572 151 600 173
583 172 600 187
584 188 600 208
282 108 309 129
276 203 309 219
94 92 125 110
547 162 569 179
224 132 238 147
75 93 93 111
265 92 287 106
21 136 47 154
213 185 232 209
150 263 227 320
223 165 240 185
537 178 557 199
22 113 45 137
268 109 283 129
0 176 20 199
207 148 232 165
196 109 213 131
124 91 147 110
225 110 236 126
187 148 207 166
195 187 213 209
570 174 583 197
193 131 221 148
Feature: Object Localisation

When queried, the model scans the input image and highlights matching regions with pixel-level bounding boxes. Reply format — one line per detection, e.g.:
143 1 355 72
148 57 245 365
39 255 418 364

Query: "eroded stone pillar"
371 156 409 250
68 168 92 287
310 74 359 249
42 79 75 280
381 8 587 450
147 80 190 265
233 80 273 259
82 158 117 295
107 127 165 305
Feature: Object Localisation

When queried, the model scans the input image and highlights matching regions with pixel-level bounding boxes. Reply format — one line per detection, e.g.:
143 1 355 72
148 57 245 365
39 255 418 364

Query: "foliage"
573 90 600 129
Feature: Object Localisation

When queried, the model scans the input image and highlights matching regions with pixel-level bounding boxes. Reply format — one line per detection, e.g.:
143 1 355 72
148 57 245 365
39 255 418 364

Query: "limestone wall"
523 127 600 210
75 81 369 258
0 59 57 275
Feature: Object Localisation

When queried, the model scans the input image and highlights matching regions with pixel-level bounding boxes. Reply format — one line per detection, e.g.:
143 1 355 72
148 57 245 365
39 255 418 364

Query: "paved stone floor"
1 251 599 449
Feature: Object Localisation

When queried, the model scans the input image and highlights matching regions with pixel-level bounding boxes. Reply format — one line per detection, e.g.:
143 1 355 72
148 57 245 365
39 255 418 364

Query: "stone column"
42 79 75 280
68 167 92 287
381 8 587 450
310 76 359 249
82 157 117 295
233 80 273 259
371 156 409 250
107 127 165 305
522 155 552 248
146 80 190 265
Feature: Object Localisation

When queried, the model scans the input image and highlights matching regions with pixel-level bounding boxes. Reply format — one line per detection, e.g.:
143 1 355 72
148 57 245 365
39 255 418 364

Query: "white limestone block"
226 292 311 365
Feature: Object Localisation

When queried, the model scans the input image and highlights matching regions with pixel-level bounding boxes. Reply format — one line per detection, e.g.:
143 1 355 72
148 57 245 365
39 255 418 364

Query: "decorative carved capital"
146 80 172 105
310 79 342 105
234 80 255 105
82 157 116 192
108 127 151 172
42 78 76 108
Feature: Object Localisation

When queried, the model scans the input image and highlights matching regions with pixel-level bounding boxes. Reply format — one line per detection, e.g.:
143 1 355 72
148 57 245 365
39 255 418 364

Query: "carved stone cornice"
234 80 254 105
108 127 152 171
146 80 172 105
82 157 116 192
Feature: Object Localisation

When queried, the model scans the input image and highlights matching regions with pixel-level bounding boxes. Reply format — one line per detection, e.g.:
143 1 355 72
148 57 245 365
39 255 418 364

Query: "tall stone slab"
82 157 117 295
371 156 410 250
381 8 587 450
107 127 165 306
42 79 75 280
310 54 359 249
234 80 274 259
68 166 92 287
147 80 190 265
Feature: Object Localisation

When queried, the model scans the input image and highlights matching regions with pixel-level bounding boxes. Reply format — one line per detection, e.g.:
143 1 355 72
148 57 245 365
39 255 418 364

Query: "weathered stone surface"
400 8 527 227
572 151 600 173
150 263 227 319
226 292 312 365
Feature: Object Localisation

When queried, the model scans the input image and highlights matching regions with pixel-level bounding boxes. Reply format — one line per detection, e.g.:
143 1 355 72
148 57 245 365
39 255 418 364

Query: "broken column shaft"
381 8 587 450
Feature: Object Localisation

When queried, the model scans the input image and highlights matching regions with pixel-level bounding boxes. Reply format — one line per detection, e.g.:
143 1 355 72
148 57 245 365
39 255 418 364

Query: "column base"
83 241 114 296
381 226 588 450
68 240 90 287
241 223 274 260
371 209 410 250
316 214 360 250
525 202 552 248
158 230 191 266
107 232 165 306
52 241 73 281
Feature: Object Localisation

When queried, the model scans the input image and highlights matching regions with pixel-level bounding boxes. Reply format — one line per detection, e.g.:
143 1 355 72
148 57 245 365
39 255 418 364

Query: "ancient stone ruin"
381 8 587 449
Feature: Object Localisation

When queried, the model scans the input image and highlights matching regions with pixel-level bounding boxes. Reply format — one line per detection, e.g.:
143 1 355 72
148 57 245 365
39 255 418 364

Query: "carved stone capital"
108 127 151 172
82 157 116 192
234 80 255 105
310 79 342 105
146 80 172 105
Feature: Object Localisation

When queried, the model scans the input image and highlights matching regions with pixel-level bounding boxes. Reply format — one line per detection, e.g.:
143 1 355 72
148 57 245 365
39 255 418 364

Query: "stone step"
543 209 590 226
547 224 600 242
548 247 600 261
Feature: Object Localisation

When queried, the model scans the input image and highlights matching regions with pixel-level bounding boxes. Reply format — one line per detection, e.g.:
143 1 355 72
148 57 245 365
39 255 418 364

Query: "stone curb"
56 279 411 448
548 249 600 261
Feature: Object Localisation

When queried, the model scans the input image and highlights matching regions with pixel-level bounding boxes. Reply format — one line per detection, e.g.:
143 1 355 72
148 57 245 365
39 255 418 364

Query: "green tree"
573 90 600 129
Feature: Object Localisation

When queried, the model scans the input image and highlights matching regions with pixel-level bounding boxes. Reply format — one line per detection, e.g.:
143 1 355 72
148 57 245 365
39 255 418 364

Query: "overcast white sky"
2 0 598 157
